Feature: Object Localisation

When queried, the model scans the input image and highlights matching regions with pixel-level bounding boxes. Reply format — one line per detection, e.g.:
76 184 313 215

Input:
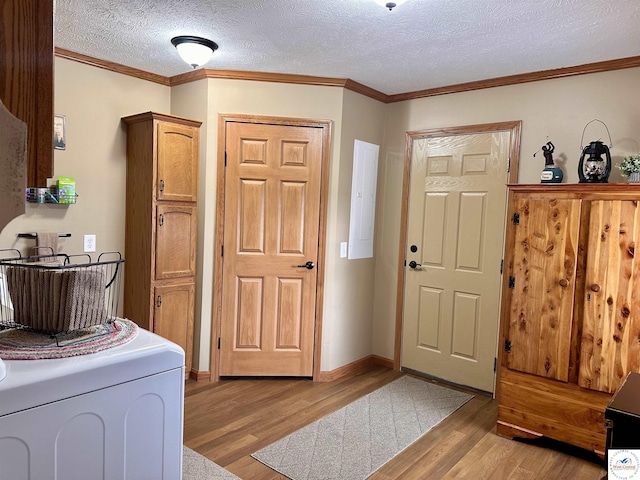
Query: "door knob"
297 261 315 270
408 260 422 269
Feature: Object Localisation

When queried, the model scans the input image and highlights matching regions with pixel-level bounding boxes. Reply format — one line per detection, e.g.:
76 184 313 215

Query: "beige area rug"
183 446 241 480
251 375 473 480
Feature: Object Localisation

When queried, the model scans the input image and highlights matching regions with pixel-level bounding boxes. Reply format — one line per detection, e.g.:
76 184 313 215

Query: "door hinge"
507 156 511 172
504 339 512 353
224 151 227 167
221 245 224 257
512 212 520 225
494 357 497 372
218 338 221 349
500 259 504 274
508 276 515 289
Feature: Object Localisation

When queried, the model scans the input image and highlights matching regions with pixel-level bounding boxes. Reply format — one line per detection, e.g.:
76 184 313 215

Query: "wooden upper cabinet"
0 0 54 187
579 200 640 393
506 196 582 382
157 122 199 202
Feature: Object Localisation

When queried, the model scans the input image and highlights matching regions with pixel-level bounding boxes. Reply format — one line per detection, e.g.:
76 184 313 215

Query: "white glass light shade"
171 36 219 69
374 0 408 9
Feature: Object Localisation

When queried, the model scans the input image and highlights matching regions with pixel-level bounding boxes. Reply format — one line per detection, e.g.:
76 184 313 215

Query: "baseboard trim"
190 369 211 382
317 355 394 382
371 355 394 369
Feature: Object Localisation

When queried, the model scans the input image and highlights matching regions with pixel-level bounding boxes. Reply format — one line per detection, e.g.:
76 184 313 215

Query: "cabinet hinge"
508 276 515 289
494 357 497 372
504 339 512 353
512 212 520 225
500 259 504 274
218 338 221 349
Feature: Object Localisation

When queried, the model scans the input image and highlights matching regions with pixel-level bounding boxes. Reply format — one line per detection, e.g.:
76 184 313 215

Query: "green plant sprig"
616 154 640 176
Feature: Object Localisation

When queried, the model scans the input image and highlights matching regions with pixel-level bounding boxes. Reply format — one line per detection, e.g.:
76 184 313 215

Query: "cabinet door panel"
155 205 197 279
154 283 194 374
506 197 581 381
156 122 198 202
579 200 640 393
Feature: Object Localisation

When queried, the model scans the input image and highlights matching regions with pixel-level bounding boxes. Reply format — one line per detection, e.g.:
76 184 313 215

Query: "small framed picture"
54 114 66 150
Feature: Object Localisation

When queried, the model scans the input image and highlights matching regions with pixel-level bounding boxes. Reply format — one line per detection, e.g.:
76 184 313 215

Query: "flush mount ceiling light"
374 0 408 10
171 36 219 69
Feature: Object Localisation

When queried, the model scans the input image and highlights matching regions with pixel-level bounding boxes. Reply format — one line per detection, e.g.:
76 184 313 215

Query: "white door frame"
393 121 522 387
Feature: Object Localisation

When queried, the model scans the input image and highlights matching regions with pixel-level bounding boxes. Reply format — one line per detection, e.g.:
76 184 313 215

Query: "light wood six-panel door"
219 122 323 376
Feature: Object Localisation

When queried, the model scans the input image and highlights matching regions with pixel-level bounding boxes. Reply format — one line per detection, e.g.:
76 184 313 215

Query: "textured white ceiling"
54 0 640 95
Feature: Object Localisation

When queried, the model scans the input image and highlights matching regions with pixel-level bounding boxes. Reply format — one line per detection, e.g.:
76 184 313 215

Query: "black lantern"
578 141 611 183
578 119 613 183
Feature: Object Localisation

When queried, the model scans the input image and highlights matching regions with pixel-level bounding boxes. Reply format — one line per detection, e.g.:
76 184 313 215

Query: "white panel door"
401 131 510 393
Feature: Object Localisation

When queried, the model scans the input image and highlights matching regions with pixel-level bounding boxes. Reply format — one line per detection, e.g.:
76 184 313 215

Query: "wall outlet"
340 242 348 258
84 234 96 253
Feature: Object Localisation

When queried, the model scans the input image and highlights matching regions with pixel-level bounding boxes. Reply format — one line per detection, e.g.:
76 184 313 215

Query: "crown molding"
169 69 390 103
388 55 640 103
55 48 640 104
169 68 347 87
54 48 171 86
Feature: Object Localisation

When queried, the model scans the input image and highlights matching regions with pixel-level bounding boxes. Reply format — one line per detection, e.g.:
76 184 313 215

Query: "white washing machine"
0 328 185 480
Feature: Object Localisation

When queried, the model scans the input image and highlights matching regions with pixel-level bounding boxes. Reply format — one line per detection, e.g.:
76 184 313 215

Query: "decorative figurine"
538 141 563 183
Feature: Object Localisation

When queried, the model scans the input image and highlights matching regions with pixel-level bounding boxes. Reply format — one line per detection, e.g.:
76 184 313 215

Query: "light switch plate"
340 242 348 258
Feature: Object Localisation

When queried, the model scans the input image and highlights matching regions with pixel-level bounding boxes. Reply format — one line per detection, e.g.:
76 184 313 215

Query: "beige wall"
169 80 211 373
323 89 385 370
372 67 640 360
0 57 170 296
176 79 349 371
3 58 639 376
172 80 386 372
0 60 386 375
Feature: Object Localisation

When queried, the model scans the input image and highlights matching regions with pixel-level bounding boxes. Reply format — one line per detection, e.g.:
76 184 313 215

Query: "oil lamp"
578 120 613 184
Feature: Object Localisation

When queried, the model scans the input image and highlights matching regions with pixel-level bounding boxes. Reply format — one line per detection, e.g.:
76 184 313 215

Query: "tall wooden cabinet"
1 0 54 187
498 184 640 454
122 112 201 377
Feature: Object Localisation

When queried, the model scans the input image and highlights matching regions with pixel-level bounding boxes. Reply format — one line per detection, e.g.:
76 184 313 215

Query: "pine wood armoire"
122 112 201 378
498 184 640 455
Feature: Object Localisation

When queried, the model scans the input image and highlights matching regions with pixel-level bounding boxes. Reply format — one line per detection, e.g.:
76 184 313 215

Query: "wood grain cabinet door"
156 122 199 202
579 200 640 393
155 204 197 280
506 196 582 381
0 0 54 187
154 283 195 374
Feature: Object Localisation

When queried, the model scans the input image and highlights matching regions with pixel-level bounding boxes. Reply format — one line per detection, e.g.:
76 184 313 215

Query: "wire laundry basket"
0 250 124 334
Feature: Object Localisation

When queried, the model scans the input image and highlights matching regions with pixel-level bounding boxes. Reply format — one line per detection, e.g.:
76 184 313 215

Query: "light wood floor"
184 366 606 479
